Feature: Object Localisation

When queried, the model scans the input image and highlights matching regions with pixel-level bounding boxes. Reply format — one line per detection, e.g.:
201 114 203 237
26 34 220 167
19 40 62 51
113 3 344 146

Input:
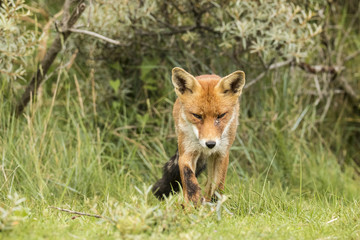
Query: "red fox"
153 67 245 204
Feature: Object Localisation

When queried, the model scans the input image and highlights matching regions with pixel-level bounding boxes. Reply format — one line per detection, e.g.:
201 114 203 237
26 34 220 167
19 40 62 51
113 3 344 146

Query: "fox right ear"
172 67 200 95
216 70 245 96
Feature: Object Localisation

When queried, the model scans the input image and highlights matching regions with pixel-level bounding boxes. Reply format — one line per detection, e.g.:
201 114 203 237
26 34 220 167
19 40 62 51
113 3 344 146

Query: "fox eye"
192 113 202 120
217 113 227 119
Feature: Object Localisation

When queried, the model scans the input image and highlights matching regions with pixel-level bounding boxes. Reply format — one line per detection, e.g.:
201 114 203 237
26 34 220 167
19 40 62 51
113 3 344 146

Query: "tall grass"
0 64 359 238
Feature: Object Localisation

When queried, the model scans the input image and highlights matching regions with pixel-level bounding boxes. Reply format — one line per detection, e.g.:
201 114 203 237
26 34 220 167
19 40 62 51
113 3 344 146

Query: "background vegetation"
1 0 359 239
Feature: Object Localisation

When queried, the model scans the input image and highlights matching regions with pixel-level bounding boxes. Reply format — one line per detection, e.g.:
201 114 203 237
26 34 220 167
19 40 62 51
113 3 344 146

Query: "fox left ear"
172 67 200 96
216 70 245 96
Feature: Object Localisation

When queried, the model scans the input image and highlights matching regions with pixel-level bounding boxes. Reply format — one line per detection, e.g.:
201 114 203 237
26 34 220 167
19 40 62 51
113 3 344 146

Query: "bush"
0 0 38 83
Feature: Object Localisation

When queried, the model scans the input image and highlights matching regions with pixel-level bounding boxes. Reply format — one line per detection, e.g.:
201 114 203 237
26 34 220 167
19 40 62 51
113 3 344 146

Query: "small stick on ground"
49 206 103 219
49 206 109 221
49 206 116 224
50 206 117 224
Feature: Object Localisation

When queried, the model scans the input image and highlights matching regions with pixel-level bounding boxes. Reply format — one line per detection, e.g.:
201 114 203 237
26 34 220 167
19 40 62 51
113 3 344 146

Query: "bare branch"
49 206 116 224
135 22 220 36
49 206 115 223
298 62 344 74
244 58 351 93
136 25 197 36
69 28 128 46
244 59 293 89
298 62 358 104
338 77 359 103
344 50 360 62
244 72 266 89
50 206 102 218
268 59 293 70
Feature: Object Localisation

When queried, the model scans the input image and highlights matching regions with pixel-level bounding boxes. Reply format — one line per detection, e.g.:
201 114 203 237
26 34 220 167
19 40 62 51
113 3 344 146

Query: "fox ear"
217 70 245 96
172 67 200 95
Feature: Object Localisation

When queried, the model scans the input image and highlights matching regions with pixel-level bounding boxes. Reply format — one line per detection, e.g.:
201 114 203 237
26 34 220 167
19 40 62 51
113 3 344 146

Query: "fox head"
172 67 245 154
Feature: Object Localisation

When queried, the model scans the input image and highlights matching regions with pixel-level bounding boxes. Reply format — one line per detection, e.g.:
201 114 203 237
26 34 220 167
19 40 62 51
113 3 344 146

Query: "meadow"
1 66 359 239
1 0 360 239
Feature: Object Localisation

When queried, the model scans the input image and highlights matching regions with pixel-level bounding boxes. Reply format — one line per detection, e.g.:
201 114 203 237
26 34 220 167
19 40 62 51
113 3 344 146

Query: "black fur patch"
152 150 181 199
152 151 207 200
175 76 193 94
195 156 206 177
230 78 241 93
176 76 187 94
183 166 200 199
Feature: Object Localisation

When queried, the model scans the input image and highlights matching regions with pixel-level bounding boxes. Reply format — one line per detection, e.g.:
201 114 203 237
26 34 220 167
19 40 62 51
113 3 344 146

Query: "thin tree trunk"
15 0 86 116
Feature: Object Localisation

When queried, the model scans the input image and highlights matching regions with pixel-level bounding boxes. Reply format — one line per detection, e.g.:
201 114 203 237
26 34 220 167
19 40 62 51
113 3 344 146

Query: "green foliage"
81 0 323 61
64 0 327 109
218 0 323 62
74 0 325 73
0 0 38 82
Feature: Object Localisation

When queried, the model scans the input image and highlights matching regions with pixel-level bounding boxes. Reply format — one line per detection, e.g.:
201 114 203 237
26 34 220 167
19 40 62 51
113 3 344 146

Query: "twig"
49 206 116 224
245 58 350 90
344 50 360 62
268 59 293 69
136 25 197 36
298 62 344 74
244 72 266 89
338 77 359 103
69 28 128 46
244 59 293 89
298 62 358 103
135 23 220 37
49 206 103 219
15 0 86 116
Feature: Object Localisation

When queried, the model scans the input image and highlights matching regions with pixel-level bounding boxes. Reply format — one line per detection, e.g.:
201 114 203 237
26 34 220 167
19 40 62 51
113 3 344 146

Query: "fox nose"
205 141 216 149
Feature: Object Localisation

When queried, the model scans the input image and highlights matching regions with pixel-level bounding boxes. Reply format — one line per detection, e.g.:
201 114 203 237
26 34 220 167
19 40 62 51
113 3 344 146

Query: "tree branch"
338 77 359 104
298 62 344 74
244 59 293 89
297 62 358 104
244 59 350 91
69 28 129 46
15 0 86 116
136 25 197 36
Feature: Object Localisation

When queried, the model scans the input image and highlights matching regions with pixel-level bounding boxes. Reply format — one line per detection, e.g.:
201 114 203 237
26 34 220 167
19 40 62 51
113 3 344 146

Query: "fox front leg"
204 153 229 202
178 153 202 205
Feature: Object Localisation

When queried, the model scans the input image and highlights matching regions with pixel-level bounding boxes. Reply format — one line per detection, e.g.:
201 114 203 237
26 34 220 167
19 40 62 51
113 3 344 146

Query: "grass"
2 189 360 239
1 67 359 239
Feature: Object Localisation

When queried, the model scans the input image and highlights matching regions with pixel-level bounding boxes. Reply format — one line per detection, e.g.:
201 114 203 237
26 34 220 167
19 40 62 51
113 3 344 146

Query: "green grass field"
1 0 359 238
1 68 359 239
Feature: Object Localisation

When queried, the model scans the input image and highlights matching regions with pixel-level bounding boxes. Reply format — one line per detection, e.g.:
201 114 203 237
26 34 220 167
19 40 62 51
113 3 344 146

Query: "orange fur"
171 67 245 204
